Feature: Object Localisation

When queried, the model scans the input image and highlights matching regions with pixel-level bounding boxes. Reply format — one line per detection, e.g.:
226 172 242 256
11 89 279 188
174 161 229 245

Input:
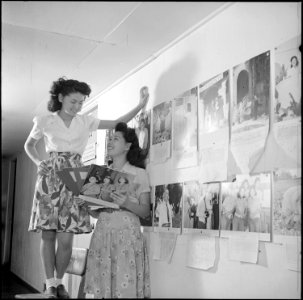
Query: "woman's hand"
37 160 50 176
110 192 127 207
139 86 149 110
74 197 89 209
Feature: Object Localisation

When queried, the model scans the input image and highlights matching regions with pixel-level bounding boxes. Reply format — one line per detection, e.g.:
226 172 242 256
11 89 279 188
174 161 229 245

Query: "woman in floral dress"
81 122 151 298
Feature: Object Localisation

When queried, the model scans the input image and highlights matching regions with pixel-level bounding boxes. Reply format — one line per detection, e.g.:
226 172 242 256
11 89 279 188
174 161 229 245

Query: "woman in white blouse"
24 77 148 298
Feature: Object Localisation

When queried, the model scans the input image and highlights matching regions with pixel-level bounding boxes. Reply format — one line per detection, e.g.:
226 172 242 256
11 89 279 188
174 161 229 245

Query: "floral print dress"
84 162 151 298
28 152 92 233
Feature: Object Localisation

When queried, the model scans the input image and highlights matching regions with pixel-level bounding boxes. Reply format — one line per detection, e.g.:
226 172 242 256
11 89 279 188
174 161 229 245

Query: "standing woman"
24 77 148 298
82 122 151 298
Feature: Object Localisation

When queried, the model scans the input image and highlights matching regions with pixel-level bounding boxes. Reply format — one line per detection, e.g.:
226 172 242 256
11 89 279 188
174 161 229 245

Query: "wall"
10 140 48 291
9 2 301 299
88 2 301 299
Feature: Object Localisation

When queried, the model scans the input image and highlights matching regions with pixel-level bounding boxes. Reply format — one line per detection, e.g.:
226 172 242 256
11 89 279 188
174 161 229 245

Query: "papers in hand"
78 194 120 209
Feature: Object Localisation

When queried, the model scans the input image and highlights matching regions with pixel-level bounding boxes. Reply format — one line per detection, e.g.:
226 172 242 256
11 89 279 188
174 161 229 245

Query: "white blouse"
29 112 100 155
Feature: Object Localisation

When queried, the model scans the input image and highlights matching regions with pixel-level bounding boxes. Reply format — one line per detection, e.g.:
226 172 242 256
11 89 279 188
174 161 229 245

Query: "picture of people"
152 101 172 145
273 169 301 237
80 165 135 204
182 181 199 229
274 35 301 122
81 176 101 197
232 51 270 132
197 183 220 230
220 173 271 240
153 183 182 230
183 181 220 231
199 71 230 133
172 87 198 168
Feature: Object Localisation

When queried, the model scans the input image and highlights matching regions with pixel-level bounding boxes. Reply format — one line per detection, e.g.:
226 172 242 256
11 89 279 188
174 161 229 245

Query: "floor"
1 266 40 299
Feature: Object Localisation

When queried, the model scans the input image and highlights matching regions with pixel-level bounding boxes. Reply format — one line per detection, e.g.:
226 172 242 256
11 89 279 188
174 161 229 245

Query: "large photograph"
183 181 220 234
220 173 271 241
230 51 270 174
150 101 172 163
153 183 183 231
199 71 230 134
198 71 230 182
273 35 301 167
273 169 301 241
172 87 198 169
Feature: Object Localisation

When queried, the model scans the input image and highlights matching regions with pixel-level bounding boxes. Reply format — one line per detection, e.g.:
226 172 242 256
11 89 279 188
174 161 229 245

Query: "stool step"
15 293 50 299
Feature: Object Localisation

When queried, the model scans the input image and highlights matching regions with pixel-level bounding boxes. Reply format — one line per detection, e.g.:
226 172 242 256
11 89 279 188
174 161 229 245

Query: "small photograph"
104 129 115 165
153 183 183 229
134 110 151 161
220 173 271 236
232 51 270 133
273 169 301 237
274 35 301 122
152 101 172 145
183 181 220 231
182 181 200 229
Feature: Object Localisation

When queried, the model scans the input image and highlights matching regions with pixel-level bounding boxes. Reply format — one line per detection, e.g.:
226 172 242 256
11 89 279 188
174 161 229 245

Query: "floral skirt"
84 210 151 298
28 152 92 233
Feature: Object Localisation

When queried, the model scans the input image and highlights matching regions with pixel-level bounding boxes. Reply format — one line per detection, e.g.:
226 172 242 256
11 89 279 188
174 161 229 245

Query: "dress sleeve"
83 114 100 132
28 116 44 140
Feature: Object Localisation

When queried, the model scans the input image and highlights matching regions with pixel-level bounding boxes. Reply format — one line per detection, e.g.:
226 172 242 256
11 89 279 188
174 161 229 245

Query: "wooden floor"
1 267 40 299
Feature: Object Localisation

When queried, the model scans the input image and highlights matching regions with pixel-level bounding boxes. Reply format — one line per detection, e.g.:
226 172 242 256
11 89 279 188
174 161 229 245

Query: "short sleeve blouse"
29 112 100 155
121 162 151 200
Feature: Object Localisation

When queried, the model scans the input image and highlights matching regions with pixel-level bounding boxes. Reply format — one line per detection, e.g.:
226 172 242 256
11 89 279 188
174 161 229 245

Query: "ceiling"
1 1 228 158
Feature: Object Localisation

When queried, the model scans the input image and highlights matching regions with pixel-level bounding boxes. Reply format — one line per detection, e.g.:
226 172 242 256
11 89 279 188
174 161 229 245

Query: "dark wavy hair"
290 55 299 67
47 77 91 112
114 122 146 169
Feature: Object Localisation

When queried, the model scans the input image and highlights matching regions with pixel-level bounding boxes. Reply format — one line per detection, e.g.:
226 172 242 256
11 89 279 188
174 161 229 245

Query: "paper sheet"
186 234 216 270
283 237 301 272
228 234 259 263
152 232 178 263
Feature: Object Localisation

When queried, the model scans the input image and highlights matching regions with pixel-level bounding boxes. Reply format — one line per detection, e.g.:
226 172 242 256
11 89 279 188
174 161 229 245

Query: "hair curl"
114 122 146 169
47 77 91 112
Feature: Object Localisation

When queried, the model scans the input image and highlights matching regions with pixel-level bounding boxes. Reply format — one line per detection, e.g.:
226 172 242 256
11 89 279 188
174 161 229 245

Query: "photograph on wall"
230 51 270 174
183 181 220 235
150 101 172 164
273 169 301 243
273 35 301 167
172 87 198 169
82 108 98 165
104 129 115 166
198 70 230 182
133 109 151 164
220 173 271 241
153 183 182 233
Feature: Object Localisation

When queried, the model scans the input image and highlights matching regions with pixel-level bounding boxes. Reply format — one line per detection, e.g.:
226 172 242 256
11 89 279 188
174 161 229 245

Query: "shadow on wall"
154 53 199 102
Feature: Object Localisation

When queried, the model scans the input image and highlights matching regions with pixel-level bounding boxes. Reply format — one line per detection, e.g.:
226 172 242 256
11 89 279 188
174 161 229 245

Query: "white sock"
56 278 63 287
45 277 56 289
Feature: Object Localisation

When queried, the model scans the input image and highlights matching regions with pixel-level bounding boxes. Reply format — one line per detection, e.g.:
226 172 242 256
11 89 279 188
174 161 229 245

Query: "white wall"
81 2 300 299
